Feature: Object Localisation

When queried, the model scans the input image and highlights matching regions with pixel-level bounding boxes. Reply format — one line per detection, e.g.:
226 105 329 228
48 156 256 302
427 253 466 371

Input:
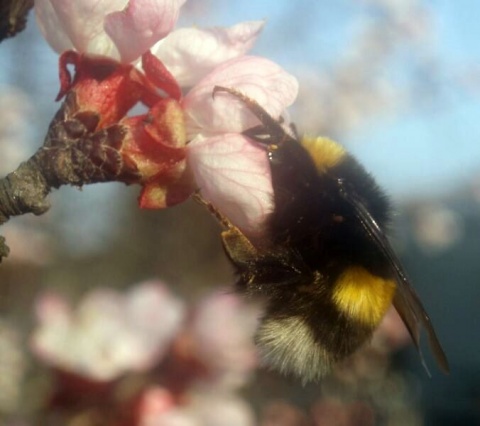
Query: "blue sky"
196 1 480 200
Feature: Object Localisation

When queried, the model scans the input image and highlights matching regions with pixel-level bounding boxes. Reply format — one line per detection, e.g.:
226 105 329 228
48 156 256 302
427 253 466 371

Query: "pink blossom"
373 306 411 351
35 0 186 62
35 0 264 82
137 387 199 426
152 21 265 88
31 281 185 381
187 291 260 389
184 56 298 235
185 392 255 426
104 0 187 63
137 387 254 426
35 0 299 234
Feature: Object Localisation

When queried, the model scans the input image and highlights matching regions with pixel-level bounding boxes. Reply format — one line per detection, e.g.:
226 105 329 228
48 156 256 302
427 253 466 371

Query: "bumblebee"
198 86 449 382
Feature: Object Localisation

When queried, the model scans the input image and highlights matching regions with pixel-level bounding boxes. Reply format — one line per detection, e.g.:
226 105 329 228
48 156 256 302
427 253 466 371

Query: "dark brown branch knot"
0 92 139 262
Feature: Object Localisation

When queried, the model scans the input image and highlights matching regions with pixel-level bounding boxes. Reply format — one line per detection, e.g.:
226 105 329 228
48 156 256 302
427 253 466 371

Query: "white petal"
123 281 185 370
152 21 264 87
35 0 74 53
187 133 273 236
36 0 128 57
183 55 298 137
191 393 255 426
104 0 187 63
34 291 71 325
31 283 185 381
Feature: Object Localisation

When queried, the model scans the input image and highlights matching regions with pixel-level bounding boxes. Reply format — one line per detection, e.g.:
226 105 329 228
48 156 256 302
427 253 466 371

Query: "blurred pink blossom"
412 203 463 253
373 306 411 351
170 291 260 390
185 391 255 426
136 387 255 426
135 386 198 426
31 281 185 381
191 292 259 388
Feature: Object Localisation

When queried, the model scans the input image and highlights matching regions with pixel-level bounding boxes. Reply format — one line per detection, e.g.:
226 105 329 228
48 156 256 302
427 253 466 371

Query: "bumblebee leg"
193 193 259 266
193 192 233 230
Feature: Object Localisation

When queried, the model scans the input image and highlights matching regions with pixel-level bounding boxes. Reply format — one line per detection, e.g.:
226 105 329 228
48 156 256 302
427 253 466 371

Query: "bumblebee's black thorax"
266 138 392 281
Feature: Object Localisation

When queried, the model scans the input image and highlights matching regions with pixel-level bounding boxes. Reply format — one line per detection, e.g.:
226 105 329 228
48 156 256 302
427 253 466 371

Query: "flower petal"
187 133 273 236
182 55 298 137
36 0 128 57
191 292 259 388
35 0 74 53
153 21 265 87
104 0 187 63
123 282 186 370
31 282 185 381
34 291 71 325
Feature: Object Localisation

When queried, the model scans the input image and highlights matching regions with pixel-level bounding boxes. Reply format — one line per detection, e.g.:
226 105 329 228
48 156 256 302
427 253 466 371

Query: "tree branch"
0 0 33 42
0 92 140 262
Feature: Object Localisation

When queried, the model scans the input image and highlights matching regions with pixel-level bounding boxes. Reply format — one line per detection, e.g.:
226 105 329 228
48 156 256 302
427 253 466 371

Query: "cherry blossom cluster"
35 0 299 236
31 282 260 425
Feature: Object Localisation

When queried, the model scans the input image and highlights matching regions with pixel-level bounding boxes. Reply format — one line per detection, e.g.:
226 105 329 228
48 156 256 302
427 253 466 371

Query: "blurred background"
0 0 479 425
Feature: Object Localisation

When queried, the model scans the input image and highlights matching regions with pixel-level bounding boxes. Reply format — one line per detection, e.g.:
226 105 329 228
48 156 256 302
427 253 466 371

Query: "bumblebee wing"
338 181 449 374
393 283 450 374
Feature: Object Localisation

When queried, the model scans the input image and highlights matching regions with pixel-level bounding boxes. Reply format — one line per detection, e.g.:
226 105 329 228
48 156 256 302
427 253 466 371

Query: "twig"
0 92 138 262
